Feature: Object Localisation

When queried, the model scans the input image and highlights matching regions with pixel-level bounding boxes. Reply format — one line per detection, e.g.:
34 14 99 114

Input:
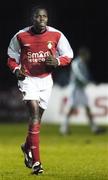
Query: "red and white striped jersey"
7 26 73 77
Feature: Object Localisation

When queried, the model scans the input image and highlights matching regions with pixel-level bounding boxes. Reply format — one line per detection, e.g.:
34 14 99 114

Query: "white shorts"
18 75 53 109
70 85 88 107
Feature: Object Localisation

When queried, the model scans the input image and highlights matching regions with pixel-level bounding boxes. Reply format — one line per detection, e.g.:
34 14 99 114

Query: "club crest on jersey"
47 41 53 49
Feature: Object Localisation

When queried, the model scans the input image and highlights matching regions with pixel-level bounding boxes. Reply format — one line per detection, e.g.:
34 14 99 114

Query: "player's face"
33 9 48 32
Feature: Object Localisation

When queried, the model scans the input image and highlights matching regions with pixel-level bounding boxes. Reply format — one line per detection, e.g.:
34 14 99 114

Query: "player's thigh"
18 77 40 100
71 87 88 106
39 86 53 110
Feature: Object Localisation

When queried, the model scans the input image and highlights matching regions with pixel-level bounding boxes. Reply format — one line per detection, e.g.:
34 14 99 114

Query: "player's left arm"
55 33 74 66
45 33 74 67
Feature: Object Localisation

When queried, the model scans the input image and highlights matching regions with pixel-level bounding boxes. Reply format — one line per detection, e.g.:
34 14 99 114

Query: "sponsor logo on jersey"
27 51 49 63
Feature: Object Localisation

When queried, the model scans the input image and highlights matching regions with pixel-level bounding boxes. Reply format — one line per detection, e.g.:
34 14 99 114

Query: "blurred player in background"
7 5 73 175
59 47 106 135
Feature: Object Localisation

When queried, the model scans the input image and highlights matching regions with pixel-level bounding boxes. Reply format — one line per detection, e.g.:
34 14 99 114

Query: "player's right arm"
7 34 21 72
7 34 26 80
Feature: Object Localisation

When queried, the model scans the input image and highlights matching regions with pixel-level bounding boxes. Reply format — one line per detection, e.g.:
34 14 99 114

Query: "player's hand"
45 55 58 67
15 69 26 80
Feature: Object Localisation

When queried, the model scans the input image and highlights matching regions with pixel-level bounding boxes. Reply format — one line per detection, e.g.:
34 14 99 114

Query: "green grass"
0 123 108 180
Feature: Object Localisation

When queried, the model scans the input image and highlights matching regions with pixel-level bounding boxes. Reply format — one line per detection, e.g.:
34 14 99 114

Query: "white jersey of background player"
70 51 90 107
60 47 106 135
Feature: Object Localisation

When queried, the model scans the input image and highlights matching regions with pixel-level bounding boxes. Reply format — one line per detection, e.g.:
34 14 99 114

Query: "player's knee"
30 113 40 123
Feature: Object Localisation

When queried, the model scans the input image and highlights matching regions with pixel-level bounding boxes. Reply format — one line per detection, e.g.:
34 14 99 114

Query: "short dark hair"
30 4 50 25
31 5 48 18
26 3 53 26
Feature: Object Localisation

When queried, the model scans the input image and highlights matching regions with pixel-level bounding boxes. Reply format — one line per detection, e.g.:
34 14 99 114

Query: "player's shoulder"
47 26 69 42
47 26 63 35
18 26 31 33
14 26 31 37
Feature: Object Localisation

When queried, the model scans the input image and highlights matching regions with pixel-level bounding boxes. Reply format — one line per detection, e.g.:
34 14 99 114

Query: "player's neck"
31 27 47 34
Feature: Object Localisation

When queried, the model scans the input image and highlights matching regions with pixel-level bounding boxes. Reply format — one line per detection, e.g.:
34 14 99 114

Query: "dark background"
0 0 107 90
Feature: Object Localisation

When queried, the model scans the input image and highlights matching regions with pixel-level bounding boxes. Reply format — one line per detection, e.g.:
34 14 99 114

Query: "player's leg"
19 75 53 173
86 106 106 134
59 85 78 135
30 82 53 174
59 106 76 135
85 106 98 132
78 89 99 133
24 100 44 174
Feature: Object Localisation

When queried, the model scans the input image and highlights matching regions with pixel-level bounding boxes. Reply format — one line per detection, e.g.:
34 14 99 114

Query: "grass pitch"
0 123 108 180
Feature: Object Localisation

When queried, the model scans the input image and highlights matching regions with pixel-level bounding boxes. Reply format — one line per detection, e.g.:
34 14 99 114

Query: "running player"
7 5 74 175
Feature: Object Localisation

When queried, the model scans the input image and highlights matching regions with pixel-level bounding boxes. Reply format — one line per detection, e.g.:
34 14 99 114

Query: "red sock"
28 123 41 164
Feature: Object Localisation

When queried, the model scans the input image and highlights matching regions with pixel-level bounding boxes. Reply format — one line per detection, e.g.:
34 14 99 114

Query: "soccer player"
59 47 106 135
7 6 73 175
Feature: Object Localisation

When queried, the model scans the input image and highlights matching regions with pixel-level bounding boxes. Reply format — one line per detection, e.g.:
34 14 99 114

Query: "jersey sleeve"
56 33 74 66
7 34 21 72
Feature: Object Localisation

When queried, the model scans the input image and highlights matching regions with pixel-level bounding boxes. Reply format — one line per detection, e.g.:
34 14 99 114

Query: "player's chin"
40 25 46 30
39 23 47 29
